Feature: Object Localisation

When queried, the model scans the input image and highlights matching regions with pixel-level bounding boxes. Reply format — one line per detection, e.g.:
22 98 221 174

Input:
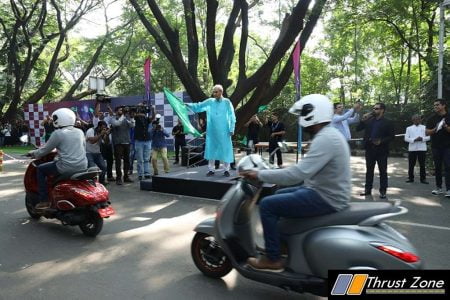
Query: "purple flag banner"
144 58 151 104
293 40 301 95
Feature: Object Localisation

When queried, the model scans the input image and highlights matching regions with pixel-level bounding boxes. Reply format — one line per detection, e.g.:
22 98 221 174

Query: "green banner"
163 88 203 138
258 105 268 113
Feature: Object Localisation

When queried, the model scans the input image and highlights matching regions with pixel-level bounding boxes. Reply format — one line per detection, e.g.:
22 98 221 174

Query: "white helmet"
155 113 161 119
52 108 76 128
289 94 333 128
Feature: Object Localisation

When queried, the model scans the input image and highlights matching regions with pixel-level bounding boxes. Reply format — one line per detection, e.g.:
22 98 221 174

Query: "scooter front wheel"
25 193 41 220
191 232 232 278
79 212 103 237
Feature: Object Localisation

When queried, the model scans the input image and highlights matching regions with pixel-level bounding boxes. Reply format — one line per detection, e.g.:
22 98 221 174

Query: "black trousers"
408 151 426 181
431 147 450 190
174 139 186 163
101 144 114 179
364 147 388 193
114 144 130 180
269 142 283 166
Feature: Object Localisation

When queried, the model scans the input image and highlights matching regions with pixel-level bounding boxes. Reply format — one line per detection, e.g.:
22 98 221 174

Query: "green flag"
258 105 268 113
163 88 203 138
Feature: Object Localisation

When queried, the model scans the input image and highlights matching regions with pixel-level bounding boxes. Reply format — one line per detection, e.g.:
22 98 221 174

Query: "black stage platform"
140 165 277 200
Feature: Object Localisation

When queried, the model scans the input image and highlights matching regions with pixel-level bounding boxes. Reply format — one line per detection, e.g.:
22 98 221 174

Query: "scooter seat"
278 202 396 235
70 167 100 180
52 168 99 185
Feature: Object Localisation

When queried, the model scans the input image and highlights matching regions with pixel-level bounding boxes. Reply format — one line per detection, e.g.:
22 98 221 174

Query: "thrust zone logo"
331 273 446 296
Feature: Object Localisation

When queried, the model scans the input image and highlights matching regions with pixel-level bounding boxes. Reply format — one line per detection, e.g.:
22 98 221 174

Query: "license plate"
98 206 115 217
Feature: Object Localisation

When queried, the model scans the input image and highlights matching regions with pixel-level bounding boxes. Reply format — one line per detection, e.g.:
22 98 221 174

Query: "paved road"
0 154 449 300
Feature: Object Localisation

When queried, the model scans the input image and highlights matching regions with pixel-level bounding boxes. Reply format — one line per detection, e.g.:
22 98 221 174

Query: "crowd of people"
12 85 450 271
0 120 29 147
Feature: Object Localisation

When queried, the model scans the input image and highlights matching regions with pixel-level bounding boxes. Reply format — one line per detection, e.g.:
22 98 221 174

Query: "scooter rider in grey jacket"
240 94 351 272
29 108 88 209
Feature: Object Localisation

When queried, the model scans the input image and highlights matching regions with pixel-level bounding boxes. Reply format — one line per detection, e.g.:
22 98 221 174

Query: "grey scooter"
191 155 423 297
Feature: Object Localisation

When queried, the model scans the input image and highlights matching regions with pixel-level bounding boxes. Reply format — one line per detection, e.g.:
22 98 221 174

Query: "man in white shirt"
331 102 362 140
404 114 430 184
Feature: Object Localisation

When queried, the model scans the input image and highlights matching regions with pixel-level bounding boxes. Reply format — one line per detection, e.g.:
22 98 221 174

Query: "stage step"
140 165 276 200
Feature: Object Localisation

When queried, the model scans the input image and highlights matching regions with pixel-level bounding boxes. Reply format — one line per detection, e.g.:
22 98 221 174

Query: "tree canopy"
0 0 448 129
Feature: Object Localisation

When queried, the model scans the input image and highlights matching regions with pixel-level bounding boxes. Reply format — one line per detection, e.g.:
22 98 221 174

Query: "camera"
96 94 112 103
137 105 151 114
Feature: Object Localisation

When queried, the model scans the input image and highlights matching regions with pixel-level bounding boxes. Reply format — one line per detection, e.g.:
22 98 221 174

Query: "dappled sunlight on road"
0 187 23 198
400 196 443 207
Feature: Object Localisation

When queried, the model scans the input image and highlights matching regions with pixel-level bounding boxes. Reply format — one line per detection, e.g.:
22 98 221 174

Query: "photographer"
149 119 170 176
85 121 110 185
94 99 114 181
134 103 155 180
110 106 135 185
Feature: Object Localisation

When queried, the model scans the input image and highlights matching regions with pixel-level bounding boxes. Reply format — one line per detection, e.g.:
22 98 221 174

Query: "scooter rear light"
375 245 420 263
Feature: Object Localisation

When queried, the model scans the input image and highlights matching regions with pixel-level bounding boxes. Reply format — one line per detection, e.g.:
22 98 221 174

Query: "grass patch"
0 145 35 155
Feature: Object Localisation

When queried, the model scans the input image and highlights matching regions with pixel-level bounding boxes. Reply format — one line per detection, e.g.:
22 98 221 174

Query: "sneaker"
224 171 230 177
420 180 429 184
359 191 372 196
138 176 143 181
173 161 179 165
206 171 214 177
247 255 284 272
116 179 123 185
432 188 443 195
124 177 133 183
405 179 414 183
107 177 115 182
446 190 450 198
35 202 51 209
380 193 387 199
144 175 151 179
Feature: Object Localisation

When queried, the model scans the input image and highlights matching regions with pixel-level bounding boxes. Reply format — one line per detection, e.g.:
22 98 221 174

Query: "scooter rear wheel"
191 232 232 278
25 193 41 220
79 212 103 237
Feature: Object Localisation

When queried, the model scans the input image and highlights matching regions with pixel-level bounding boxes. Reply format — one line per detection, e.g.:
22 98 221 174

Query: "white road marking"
387 220 450 231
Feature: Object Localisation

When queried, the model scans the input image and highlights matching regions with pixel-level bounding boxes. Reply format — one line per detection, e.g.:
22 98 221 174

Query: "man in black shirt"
426 99 450 197
244 115 262 155
134 104 154 180
172 119 186 164
266 113 286 167
357 103 394 199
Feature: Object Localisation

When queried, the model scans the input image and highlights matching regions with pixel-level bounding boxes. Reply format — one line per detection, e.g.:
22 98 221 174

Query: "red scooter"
24 152 115 237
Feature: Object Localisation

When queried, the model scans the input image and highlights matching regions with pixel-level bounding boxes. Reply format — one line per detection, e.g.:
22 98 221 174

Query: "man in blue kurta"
187 84 236 177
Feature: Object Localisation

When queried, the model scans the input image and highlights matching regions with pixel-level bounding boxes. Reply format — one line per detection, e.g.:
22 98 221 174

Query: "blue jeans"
259 186 337 261
135 140 152 177
86 152 106 183
129 143 135 172
36 161 60 202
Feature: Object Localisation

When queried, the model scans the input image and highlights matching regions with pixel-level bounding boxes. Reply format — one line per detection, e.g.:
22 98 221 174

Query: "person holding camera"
94 101 114 181
357 103 394 199
110 106 135 185
85 120 110 185
172 119 186 164
134 103 155 180
244 115 262 155
331 101 362 140
149 120 170 175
